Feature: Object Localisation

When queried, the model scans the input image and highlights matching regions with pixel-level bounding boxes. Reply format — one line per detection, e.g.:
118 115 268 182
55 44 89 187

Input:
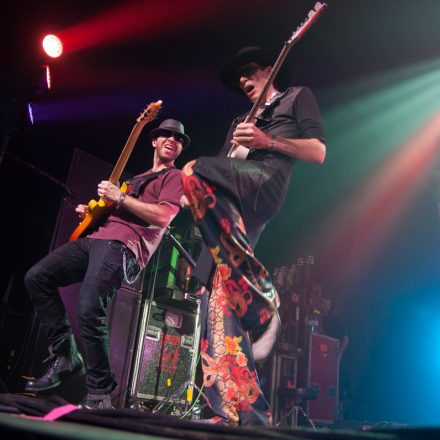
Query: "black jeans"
24 237 139 394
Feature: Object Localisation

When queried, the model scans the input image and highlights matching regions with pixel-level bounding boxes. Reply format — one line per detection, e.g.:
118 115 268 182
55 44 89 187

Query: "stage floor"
1 394 440 440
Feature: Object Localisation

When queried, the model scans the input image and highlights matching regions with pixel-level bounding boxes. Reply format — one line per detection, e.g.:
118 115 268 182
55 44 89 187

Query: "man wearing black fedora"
24 118 189 409
181 47 326 425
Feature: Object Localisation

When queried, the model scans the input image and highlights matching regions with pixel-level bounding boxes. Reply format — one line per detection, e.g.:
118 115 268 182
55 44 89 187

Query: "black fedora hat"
149 118 190 149
220 46 292 95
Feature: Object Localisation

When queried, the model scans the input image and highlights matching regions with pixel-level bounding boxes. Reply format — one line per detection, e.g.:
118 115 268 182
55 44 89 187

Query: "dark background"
1 0 440 425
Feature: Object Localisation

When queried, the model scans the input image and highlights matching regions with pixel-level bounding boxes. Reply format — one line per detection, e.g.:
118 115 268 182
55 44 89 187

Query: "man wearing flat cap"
182 47 326 425
24 119 189 409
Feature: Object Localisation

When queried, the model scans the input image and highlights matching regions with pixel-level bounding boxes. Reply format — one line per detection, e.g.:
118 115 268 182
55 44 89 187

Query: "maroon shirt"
88 167 183 270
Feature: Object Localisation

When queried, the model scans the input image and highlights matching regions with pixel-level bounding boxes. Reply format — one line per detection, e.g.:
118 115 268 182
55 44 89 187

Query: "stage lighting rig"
0 35 59 166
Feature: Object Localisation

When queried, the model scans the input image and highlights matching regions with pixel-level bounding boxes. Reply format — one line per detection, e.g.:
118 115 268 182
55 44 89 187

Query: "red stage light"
57 0 231 55
42 34 63 58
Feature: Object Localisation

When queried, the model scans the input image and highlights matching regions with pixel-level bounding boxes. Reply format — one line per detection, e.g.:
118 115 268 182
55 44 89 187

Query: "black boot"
80 393 113 410
25 336 85 392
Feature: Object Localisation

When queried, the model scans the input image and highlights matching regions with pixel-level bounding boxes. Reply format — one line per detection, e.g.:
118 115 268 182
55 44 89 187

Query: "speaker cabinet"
107 284 142 408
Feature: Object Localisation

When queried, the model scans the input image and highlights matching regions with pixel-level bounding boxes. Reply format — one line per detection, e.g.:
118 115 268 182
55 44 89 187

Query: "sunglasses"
235 63 263 80
157 130 186 144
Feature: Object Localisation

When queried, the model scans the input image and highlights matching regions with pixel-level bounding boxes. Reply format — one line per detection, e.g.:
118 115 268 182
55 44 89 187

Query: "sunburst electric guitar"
69 100 163 241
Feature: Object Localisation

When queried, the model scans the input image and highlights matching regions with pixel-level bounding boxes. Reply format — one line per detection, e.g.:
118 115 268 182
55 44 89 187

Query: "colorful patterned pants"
182 160 280 426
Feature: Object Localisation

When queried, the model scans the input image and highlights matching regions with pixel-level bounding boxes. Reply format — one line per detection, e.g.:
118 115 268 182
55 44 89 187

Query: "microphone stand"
4 152 77 198
163 227 196 269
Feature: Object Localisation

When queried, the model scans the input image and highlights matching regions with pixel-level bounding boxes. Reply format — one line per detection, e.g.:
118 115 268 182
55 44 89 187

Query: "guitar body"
69 182 128 241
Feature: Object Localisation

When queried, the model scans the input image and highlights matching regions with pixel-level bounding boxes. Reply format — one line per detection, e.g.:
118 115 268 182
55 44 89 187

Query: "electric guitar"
69 100 162 241
228 1 327 159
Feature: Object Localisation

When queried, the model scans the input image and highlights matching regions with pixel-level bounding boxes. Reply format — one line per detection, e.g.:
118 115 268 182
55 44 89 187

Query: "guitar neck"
246 2 327 123
245 44 292 123
108 123 144 184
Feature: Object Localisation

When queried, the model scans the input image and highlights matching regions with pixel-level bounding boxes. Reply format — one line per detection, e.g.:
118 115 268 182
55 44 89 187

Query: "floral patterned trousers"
182 160 280 426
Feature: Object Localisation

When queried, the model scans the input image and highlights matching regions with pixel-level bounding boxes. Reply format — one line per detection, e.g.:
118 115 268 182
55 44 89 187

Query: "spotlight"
42 34 63 58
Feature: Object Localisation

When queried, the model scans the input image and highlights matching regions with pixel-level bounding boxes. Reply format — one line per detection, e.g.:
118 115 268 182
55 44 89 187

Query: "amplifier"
129 300 200 406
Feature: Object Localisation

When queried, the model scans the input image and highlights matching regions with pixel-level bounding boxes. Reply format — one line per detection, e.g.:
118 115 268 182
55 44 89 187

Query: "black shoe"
80 393 112 409
25 351 85 392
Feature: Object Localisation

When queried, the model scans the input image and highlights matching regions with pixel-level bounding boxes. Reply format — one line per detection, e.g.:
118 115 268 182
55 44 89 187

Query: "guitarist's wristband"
270 135 277 152
116 192 127 209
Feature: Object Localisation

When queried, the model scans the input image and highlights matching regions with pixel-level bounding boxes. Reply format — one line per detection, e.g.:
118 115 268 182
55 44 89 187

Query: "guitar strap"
126 167 174 197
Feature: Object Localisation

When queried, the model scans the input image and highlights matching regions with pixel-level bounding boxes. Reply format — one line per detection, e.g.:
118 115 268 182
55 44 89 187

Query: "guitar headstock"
137 100 163 124
287 2 327 45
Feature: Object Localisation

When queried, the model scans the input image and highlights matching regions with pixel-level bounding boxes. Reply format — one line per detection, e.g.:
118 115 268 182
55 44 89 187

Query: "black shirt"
217 86 326 213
